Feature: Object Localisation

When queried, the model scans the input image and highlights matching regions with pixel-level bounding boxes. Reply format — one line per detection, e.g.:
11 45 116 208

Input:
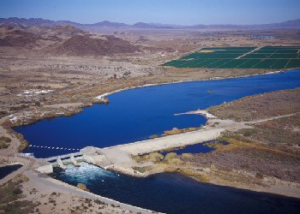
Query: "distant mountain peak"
93 20 129 28
1 17 300 30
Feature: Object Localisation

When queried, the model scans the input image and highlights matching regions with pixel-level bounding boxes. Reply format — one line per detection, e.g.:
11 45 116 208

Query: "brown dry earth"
1 23 300 213
173 88 300 197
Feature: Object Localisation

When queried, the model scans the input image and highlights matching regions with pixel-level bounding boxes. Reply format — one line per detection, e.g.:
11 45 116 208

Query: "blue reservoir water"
0 164 22 179
15 70 300 213
160 140 228 155
51 163 300 214
15 70 300 158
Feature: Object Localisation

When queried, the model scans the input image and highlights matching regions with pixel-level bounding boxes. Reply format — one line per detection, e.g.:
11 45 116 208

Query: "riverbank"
0 109 159 213
75 102 300 200
94 111 300 199
1 69 300 213
127 88 300 199
4 68 295 156
143 137 300 199
4 68 297 156
51 162 300 214
1 23 300 212
0 153 158 213
5 68 290 131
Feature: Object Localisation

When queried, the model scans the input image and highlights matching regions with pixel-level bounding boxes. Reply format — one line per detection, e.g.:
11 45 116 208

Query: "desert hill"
0 24 140 55
52 34 139 56
0 25 41 48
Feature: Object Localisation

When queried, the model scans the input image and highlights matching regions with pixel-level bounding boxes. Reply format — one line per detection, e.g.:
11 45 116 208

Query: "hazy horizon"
0 0 300 26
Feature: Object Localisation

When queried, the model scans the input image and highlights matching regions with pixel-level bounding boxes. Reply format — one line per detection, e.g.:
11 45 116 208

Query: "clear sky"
0 0 299 25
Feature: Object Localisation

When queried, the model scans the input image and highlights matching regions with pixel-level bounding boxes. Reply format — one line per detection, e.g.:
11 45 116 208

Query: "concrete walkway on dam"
80 111 252 174
108 111 300 157
80 110 296 177
46 111 299 177
98 109 253 157
111 127 225 156
80 111 300 168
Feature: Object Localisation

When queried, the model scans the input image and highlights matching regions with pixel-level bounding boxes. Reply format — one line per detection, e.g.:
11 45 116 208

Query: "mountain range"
1 17 300 30
0 21 141 56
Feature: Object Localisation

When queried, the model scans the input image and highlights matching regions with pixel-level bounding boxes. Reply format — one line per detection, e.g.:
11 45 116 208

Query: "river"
52 163 300 214
15 70 300 158
15 70 300 213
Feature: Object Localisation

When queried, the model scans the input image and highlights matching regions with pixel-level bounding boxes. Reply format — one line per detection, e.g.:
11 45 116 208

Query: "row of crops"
164 46 300 69
165 58 300 69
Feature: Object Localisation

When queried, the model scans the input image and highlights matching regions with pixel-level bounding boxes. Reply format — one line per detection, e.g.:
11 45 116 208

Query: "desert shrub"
0 136 11 149
0 182 23 204
13 188 23 195
181 153 193 159
256 172 264 179
180 168 210 182
243 131 252 137
2 200 36 214
165 152 178 162
132 166 146 173
162 127 199 137
149 152 164 162
77 183 89 192
149 135 159 139
168 158 182 165
163 127 181 136
0 136 11 143
142 154 150 160
134 155 142 162
94 200 105 205
242 129 257 137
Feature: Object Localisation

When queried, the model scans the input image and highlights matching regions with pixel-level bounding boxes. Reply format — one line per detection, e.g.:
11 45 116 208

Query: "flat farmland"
164 46 300 69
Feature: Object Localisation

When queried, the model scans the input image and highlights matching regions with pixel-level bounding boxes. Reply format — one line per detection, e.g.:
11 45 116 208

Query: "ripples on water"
63 163 116 184
51 163 300 214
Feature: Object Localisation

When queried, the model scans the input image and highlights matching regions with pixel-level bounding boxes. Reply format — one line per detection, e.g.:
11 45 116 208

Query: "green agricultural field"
164 46 300 69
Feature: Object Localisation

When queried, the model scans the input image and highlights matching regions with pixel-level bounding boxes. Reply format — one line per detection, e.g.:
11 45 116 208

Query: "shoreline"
47 163 300 214
77 108 300 199
0 162 23 167
95 69 289 101
0 153 159 213
49 157 300 200
176 168 300 200
9 68 297 132
6 68 292 153
29 170 159 214
1 68 300 212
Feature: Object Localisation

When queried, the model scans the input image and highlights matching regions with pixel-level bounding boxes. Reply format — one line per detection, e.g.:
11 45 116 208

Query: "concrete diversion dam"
15 69 300 214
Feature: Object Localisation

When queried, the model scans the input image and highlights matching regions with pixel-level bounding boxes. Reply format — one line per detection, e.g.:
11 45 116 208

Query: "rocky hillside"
0 24 140 55
25 25 85 39
0 26 41 48
51 34 139 56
